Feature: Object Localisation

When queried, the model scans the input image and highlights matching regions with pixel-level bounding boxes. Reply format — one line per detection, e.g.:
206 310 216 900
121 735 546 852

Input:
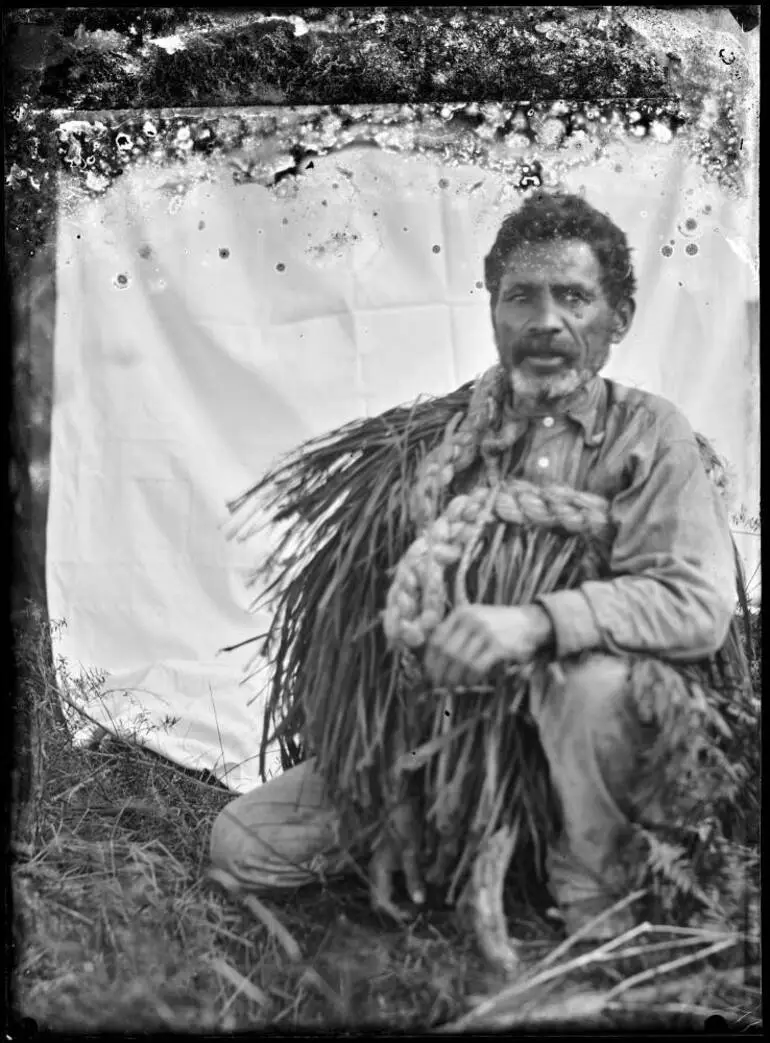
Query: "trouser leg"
530 653 643 937
209 758 351 891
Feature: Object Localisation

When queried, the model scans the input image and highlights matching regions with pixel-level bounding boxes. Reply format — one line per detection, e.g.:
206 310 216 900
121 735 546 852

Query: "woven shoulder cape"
229 366 752 906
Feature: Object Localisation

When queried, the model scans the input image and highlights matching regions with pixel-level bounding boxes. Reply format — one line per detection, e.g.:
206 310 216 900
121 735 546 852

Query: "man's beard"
509 363 593 405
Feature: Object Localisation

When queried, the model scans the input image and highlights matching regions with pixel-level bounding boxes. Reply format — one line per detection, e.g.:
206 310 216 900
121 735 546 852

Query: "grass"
10 610 762 1033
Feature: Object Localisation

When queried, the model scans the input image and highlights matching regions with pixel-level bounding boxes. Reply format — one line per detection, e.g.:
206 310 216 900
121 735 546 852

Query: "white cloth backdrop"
48 127 760 793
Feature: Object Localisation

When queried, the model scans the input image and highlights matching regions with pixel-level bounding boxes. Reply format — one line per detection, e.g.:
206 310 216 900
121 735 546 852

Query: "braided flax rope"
384 478 613 649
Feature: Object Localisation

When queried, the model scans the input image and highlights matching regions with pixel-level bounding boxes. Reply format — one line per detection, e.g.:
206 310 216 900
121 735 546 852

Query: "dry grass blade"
299 968 348 1020
208 955 268 1007
604 937 741 1003
242 895 302 963
459 989 610 1030
517 890 648 981
207 867 302 962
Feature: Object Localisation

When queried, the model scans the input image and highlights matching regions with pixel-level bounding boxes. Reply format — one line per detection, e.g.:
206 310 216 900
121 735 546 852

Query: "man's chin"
509 367 584 403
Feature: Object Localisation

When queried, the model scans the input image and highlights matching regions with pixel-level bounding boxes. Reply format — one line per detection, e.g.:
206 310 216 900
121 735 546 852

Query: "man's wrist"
524 604 555 653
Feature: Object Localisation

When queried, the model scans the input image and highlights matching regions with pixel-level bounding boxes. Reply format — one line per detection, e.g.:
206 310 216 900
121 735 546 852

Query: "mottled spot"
519 168 542 190
476 281 483 289
282 218 289 225
332 183 339 190
685 218 698 231
322 200 328 207
432 244 441 254
276 262 286 272
614 164 624 173
438 178 450 189
138 244 152 259
403 227 409 232
372 211 379 217
685 243 699 256
703 204 713 215
114 273 130 289
198 220 205 230
661 245 673 257
219 247 230 259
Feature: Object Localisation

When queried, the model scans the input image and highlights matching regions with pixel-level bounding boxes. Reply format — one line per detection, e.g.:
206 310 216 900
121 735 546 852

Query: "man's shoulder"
604 379 692 432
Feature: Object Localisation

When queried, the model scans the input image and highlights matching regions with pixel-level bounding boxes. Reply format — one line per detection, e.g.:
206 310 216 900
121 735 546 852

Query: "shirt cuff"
535 589 602 659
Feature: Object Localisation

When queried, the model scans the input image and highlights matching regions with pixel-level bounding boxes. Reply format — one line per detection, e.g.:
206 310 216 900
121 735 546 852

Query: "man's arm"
535 408 737 662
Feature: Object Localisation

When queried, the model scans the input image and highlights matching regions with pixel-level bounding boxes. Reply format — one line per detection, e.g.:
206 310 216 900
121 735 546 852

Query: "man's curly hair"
484 191 637 308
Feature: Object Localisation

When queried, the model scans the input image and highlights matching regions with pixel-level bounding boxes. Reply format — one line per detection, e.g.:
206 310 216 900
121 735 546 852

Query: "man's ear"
611 298 636 343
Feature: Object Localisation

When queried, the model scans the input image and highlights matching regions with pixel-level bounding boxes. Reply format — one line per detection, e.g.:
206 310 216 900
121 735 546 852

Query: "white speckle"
537 457 550 469
289 15 309 36
718 231 758 287
143 120 158 138
536 117 566 149
649 120 673 144
151 34 185 55
58 120 89 136
542 417 554 428
85 170 110 193
6 162 28 185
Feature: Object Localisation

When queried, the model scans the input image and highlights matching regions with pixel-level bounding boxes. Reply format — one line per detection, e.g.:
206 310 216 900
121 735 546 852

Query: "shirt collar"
504 375 606 443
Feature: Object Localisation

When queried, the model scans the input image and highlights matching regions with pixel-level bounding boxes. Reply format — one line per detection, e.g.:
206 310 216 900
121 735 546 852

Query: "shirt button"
542 416 555 428
537 456 550 469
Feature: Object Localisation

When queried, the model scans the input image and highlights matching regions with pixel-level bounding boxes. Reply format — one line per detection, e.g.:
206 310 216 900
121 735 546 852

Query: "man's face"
491 238 633 403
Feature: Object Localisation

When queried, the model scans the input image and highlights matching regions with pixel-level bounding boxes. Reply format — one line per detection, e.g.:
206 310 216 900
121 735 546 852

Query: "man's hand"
423 604 554 690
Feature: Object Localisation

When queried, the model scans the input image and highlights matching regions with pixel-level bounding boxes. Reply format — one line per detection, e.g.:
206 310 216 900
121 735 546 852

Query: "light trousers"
210 654 660 934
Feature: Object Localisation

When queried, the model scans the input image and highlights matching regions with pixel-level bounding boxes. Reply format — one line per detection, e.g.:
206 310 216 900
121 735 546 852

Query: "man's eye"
563 289 587 303
504 292 528 303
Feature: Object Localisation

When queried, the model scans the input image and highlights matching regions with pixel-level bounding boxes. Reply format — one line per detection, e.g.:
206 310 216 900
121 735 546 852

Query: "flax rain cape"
228 364 752 963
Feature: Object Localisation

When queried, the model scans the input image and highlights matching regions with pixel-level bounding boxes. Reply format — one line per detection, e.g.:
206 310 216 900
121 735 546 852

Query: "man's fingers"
474 645 506 675
426 631 491 689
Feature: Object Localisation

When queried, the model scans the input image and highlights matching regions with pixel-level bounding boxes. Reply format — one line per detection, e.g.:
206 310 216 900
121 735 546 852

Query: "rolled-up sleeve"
537 408 737 661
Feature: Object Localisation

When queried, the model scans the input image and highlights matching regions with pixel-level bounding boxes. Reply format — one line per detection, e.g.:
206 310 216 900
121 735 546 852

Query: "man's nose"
531 293 563 335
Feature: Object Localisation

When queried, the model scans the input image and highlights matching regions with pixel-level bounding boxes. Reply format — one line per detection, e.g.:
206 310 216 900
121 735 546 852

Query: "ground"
9 616 761 1033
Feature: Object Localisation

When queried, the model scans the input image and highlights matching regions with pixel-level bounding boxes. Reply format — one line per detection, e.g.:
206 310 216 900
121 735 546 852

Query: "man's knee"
209 760 341 890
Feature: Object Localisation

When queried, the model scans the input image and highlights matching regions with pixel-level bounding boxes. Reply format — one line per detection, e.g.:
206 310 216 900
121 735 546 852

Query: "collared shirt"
481 375 737 662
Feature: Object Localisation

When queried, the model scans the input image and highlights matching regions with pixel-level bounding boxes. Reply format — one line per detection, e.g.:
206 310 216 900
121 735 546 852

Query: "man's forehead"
501 239 601 280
